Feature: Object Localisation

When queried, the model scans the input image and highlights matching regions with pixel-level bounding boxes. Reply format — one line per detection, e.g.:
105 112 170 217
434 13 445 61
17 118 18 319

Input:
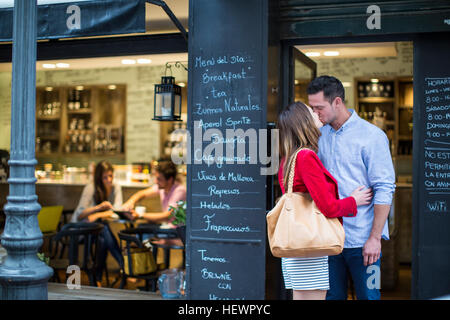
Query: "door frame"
286 46 317 106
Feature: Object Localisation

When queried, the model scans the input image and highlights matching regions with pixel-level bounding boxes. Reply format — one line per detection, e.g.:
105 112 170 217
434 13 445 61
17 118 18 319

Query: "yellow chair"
37 205 63 234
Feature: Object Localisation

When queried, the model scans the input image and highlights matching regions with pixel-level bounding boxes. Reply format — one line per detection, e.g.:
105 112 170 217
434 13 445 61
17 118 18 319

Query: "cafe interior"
0 1 414 299
0 0 190 296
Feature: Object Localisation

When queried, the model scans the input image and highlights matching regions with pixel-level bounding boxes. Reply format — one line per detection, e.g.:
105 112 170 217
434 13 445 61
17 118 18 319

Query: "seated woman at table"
71 160 124 286
122 159 186 232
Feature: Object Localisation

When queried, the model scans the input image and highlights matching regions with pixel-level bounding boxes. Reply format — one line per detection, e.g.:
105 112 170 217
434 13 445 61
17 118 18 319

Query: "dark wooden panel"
0 33 187 63
278 0 450 39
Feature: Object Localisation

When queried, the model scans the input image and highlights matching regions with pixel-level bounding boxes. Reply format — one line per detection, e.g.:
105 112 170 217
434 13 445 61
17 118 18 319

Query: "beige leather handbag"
267 148 345 258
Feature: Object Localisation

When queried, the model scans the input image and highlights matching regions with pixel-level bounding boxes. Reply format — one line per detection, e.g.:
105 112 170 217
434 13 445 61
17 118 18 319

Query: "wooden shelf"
67 129 93 133
36 85 126 158
37 116 60 120
62 152 91 156
39 136 59 141
355 76 413 159
67 109 93 114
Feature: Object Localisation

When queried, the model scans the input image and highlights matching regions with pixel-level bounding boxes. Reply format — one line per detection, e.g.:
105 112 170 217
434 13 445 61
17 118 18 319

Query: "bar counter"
0 180 162 216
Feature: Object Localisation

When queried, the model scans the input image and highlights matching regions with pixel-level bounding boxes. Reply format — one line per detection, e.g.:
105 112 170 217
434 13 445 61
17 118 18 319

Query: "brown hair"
307 75 345 104
277 102 321 191
94 160 114 204
155 159 177 182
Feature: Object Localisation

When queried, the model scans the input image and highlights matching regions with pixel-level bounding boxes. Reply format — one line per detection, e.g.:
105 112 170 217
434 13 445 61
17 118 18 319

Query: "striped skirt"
281 256 330 291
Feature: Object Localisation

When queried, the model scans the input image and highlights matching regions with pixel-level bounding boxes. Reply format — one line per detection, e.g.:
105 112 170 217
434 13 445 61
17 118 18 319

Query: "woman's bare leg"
293 290 327 300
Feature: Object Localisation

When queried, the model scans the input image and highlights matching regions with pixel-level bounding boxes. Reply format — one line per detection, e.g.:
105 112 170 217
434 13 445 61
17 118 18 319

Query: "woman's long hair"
277 102 321 191
93 160 114 205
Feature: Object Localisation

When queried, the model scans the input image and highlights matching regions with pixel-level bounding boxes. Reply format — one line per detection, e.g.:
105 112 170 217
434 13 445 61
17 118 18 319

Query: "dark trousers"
326 248 381 300
96 222 124 281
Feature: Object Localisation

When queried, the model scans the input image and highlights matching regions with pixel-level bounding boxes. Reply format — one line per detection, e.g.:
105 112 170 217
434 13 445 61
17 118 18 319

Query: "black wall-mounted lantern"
153 76 181 121
153 61 187 122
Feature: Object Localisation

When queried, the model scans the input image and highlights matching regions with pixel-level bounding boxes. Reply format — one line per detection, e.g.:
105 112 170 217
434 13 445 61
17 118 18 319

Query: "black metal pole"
146 0 188 43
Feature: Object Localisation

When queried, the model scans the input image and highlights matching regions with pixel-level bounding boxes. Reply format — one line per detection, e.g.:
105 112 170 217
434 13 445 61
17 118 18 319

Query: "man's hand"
362 236 381 266
121 200 135 212
87 210 114 222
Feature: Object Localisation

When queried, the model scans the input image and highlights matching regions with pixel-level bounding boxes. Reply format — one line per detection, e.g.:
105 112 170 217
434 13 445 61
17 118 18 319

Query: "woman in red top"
277 102 372 300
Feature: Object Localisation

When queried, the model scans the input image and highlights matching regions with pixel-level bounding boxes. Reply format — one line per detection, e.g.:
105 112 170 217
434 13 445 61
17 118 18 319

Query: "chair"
37 206 64 255
150 239 185 270
48 222 104 286
117 227 162 291
37 205 63 234
137 223 185 270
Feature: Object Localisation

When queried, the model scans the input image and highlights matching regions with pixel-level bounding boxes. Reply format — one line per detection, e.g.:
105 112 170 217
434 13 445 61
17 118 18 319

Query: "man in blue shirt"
307 76 396 300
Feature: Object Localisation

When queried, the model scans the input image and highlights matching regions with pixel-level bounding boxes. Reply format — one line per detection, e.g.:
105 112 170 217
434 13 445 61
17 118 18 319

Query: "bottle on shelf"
64 134 70 153
81 90 90 109
36 137 41 153
68 89 75 110
372 106 386 131
74 89 81 110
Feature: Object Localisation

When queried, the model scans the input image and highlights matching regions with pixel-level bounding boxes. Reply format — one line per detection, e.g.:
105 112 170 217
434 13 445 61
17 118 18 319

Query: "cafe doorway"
285 41 414 299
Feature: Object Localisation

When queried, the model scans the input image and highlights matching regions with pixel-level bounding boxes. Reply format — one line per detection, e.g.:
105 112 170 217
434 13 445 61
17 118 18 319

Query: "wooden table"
48 282 163 300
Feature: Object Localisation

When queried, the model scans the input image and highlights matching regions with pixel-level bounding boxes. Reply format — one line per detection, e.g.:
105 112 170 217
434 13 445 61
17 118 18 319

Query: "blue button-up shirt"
318 109 396 248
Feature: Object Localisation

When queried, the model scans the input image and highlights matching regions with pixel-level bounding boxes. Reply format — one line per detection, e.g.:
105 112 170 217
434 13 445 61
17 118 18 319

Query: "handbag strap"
287 147 310 194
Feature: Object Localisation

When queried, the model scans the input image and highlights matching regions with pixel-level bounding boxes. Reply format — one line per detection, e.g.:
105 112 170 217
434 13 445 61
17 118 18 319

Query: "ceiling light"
45 87 53 92
76 86 84 91
324 51 340 56
108 85 117 90
305 52 321 57
177 82 186 87
121 59 136 65
42 63 56 69
137 58 152 64
56 63 70 68
342 82 352 87
371 78 379 83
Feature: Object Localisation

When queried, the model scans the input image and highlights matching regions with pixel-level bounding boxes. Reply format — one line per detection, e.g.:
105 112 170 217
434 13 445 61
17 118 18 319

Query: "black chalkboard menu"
186 0 268 300
412 33 450 299
422 77 450 212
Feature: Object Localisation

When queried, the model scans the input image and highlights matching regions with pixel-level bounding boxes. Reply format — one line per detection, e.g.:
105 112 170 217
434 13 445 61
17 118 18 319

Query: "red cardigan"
278 149 357 222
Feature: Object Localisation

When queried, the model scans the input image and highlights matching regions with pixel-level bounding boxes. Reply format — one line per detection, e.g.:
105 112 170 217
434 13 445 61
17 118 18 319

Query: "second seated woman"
277 102 373 300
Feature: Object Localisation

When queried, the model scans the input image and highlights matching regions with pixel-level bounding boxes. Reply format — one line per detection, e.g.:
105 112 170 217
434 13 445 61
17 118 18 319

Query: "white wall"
296 42 413 106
